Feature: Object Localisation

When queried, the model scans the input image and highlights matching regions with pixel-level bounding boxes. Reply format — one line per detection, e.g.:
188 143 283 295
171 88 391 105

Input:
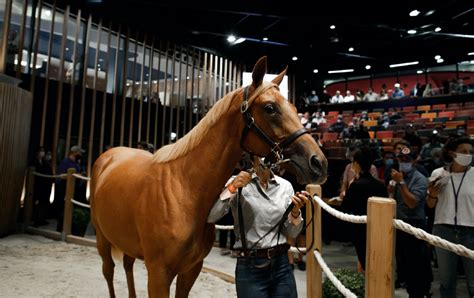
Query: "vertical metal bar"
78 15 92 147
119 28 130 146
137 33 147 143
233 60 238 89
188 47 195 132
183 47 189 133
39 1 56 147
146 37 154 143
51 5 69 172
65 9 81 153
109 25 121 147
128 32 139 147
168 44 176 144
160 41 169 147
200 51 207 123
0 0 13 73
175 45 183 141
15 0 29 78
219 56 223 98
205 53 212 114
227 60 232 92
87 20 101 178
99 24 112 153
213 54 218 106
153 40 162 148
29 0 42 92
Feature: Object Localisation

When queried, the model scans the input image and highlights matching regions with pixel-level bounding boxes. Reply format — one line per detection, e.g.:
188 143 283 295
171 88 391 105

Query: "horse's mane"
152 88 242 163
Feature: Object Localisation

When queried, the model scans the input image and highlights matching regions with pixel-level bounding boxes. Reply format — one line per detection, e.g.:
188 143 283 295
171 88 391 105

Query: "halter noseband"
239 84 309 162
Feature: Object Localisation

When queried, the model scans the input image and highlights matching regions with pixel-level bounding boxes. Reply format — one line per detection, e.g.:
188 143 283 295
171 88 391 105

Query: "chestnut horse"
91 56 327 297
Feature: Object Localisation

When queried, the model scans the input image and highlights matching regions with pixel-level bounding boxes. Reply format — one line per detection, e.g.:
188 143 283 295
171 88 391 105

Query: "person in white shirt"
427 136 474 298
330 90 344 104
343 90 355 103
208 157 310 297
363 88 380 102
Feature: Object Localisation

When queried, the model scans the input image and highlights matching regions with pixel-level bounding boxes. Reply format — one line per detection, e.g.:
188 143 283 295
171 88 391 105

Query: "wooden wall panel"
0 83 33 236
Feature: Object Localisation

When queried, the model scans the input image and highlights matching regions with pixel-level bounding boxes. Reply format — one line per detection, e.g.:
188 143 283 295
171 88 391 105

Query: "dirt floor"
0 234 236 297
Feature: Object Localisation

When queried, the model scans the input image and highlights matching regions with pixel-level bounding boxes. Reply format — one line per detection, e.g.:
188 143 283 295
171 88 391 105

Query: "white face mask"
453 153 472 167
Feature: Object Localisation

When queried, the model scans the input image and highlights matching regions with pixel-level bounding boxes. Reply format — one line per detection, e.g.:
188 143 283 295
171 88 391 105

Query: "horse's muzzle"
310 155 328 184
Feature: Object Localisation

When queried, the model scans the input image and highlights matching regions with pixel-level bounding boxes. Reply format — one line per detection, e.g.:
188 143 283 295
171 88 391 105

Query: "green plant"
322 268 365 298
71 206 90 236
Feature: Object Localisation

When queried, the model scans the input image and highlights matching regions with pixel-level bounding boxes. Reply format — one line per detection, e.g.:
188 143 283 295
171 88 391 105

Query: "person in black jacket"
341 147 388 270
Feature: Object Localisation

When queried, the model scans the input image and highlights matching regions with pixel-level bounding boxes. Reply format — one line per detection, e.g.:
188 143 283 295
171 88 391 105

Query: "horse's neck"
182 109 243 208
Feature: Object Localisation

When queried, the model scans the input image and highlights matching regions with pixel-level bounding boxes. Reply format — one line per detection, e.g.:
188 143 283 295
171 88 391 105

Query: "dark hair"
393 139 409 150
353 146 373 173
442 136 473 162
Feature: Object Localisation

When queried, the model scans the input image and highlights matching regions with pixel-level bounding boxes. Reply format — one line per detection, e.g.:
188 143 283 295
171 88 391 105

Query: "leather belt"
237 243 290 259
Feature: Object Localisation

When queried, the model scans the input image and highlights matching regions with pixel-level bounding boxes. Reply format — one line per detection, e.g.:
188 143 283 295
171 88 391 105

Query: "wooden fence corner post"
366 197 396 298
23 166 36 230
306 184 322 298
61 168 76 241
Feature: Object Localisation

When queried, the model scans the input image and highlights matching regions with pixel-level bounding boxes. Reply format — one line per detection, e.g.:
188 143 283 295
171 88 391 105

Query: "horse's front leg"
175 260 203 298
145 259 174 298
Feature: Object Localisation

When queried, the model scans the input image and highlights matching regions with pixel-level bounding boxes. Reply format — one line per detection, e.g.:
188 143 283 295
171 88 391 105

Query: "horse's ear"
271 66 288 86
252 56 267 88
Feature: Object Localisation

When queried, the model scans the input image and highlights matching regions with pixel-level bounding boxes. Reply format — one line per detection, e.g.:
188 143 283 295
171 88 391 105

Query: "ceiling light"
330 25 336 30
313 69 318 73
468 52 474 56
292 56 298 61
234 37 246 44
227 35 236 43
328 69 354 74
389 61 419 68
434 55 441 60
417 70 423 74
348 47 354 52
434 27 441 32
409 10 420 17
407 29 417 34
262 37 268 41
365 65 371 70
425 10 436 16
437 58 444 63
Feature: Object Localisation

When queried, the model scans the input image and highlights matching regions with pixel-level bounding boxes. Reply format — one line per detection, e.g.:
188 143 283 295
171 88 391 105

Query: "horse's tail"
111 245 124 263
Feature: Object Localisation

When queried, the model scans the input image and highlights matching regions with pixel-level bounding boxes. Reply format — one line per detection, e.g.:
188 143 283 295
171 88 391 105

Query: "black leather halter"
239 85 309 162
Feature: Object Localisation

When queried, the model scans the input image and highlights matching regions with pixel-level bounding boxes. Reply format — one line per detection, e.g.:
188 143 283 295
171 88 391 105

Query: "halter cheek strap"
239 85 309 162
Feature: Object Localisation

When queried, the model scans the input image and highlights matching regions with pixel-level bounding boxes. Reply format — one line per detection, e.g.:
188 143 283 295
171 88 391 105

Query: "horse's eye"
264 104 276 114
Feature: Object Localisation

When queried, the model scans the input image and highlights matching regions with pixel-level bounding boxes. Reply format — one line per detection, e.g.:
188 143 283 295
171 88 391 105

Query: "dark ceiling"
58 0 473 91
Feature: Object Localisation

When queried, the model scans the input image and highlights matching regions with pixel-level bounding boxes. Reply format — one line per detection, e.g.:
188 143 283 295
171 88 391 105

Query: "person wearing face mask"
54 145 85 232
427 136 474 298
388 146 433 296
207 156 310 297
30 146 54 226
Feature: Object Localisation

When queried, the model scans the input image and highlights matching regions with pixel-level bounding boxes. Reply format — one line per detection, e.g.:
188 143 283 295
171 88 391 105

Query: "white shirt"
343 95 355 103
330 95 344 104
431 167 474 227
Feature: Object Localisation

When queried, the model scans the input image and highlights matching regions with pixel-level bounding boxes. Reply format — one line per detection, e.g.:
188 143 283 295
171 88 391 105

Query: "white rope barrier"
289 246 307 253
393 219 474 260
314 250 357 298
71 199 90 209
32 171 67 179
72 173 91 181
313 195 367 224
215 225 234 230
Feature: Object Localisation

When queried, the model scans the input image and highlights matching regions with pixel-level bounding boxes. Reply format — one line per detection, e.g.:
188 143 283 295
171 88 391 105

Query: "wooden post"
61 168 76 241
23 167 35 230
306 184 322 298
365 197 396 298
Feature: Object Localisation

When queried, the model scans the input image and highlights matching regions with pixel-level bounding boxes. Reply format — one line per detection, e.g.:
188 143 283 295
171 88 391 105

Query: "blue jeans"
433 224 474 298
235 254 297 298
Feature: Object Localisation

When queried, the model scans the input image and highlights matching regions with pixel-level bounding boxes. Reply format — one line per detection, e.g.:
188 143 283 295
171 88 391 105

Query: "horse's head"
239 56 327 184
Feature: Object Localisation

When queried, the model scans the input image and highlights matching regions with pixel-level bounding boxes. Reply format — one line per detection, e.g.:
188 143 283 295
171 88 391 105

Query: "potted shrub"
322 268 365 297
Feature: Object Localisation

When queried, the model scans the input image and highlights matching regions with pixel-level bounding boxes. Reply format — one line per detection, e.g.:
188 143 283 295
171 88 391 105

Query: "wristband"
227 183 237 194
397 181 405 185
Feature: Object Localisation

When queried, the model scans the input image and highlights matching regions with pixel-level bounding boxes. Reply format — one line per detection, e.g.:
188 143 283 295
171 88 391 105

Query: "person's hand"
291 191 310 216
391 169 404 183
428 181 440 198
230 171 252 189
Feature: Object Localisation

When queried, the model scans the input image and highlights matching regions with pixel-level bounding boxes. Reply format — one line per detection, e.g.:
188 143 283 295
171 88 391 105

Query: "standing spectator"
341 147 388 270
330 90 344 104
54 146 84 232
403 124 422 153
392 83 405 99
363 88 380 102
30 146 53 226
388 147 433 296
427 136 474 298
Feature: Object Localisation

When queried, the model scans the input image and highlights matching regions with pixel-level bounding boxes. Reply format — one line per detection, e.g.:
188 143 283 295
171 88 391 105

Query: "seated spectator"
311 111 326 125
363 88 380 102
308 90 319 105
330 90 344 104
392 83 405 99
355 89 364 102
403 124 422 153
344 90 355 103
329 114 346 134
379 112 391 129
360 111 369 121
